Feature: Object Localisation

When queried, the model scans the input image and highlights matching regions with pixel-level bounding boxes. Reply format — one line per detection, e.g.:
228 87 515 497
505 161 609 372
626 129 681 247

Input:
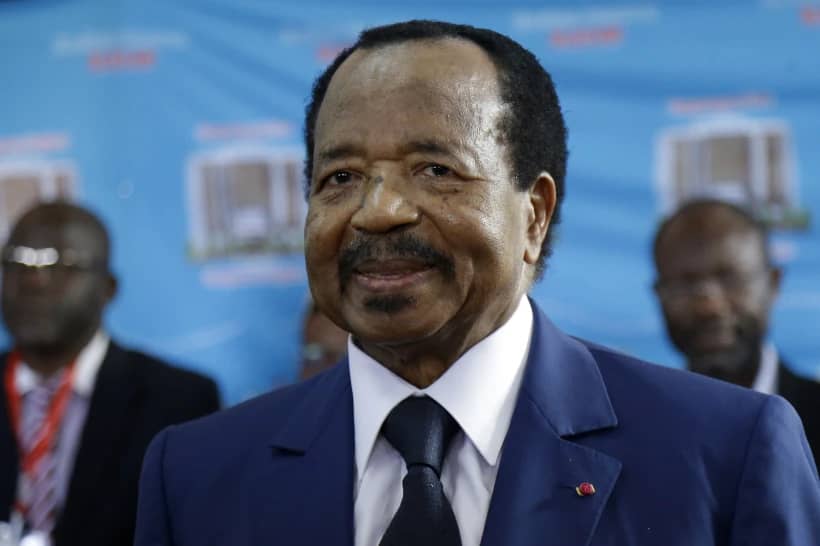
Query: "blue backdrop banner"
1 0 818 404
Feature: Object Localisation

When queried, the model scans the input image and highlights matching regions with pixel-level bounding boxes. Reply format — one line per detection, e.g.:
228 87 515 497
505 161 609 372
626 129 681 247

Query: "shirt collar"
751 341 778 395
14 330 110 398
349 296 533 483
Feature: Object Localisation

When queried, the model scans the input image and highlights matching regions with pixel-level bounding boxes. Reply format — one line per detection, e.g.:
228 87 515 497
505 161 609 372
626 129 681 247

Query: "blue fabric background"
1 0 818 404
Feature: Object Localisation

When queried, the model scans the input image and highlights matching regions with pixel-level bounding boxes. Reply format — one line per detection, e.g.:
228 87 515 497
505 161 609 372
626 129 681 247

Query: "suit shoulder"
108 343 220 414
581 339 770 428
162 372 328 446
115 344 216 390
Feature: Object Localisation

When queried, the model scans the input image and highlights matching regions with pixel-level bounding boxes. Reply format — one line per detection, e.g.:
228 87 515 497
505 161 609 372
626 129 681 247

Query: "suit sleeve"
730 395 820 545
135 427 175 546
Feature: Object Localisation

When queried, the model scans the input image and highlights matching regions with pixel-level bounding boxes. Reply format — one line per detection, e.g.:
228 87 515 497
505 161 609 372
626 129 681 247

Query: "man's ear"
523 172 557 266
104 272 119 303
768 265 783 300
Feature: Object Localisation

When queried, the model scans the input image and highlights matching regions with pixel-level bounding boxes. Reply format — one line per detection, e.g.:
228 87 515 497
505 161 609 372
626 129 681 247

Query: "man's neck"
724 366 759 389
689 353 762 389
17 332 95 377
355 296 525 388
18 350 76 377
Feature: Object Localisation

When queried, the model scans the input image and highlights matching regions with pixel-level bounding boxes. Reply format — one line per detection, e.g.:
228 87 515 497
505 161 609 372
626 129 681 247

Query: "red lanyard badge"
3 350 76 474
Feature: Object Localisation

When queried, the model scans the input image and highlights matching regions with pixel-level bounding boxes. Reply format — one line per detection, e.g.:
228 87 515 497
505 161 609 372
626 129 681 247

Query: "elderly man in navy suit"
135 20 819 546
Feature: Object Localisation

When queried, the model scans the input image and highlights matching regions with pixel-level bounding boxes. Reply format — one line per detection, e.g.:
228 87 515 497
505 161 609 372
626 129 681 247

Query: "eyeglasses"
1 245 105 275
654 269 769 304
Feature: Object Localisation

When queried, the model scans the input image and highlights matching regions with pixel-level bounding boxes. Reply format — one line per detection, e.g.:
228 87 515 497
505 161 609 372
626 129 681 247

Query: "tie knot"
30 371 64 402
381 395 459 475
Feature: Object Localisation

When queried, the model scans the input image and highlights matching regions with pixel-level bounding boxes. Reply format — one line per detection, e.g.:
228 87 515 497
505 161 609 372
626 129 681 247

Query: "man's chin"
13 332 69 355
362 294 416 314
348 311 442 348
687 346 755 381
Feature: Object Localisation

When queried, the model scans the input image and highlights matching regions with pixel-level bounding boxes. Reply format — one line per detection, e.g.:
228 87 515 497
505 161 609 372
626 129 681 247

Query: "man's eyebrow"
401 139 453 156
316 145 365 163
315 139 463 164
405 139 478 172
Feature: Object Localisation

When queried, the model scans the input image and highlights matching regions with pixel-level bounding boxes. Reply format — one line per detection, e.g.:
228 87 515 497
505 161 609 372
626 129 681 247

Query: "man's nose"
689 279 731 316
350 175 419 233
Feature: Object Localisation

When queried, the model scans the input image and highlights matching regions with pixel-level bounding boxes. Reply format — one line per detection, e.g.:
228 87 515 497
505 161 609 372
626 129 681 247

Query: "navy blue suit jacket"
135 304 820 545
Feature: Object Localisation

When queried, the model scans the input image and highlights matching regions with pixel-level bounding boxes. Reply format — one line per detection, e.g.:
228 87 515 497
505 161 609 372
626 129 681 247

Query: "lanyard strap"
3 351 76 474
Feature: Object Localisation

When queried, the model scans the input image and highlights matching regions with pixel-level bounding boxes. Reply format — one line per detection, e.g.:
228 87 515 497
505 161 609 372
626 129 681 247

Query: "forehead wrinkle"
321 78 482 129
660 214 765 258
658 230 768 276
315 39 510 180
320 39 503 129
317 83 504 175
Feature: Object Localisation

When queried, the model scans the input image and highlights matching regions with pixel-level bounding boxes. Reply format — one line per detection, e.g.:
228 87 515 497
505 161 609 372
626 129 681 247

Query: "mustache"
338 233 455 287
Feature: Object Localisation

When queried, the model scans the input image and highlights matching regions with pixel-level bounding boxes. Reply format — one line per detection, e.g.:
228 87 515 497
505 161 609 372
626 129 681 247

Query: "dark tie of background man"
379 395 462 546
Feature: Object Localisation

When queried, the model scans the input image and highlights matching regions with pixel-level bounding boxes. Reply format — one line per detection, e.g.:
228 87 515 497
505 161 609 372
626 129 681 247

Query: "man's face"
1 218 113 354
654 227 779 382
305 39 549 352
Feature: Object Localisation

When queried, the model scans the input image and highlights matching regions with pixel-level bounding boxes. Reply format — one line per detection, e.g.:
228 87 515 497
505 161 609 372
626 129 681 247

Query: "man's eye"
327 171 353 185
423 164 451 177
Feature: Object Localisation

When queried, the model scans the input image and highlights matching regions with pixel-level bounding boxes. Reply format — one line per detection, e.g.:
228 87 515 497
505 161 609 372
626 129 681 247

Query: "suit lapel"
481 304 621 546
250 301 620 545
56 342 140 537
254 362 355 546
0 355 20 522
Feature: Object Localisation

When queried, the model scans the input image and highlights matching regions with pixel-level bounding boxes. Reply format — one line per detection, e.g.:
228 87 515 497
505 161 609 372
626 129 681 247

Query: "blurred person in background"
299 296 348 381
0 202 220 546
136 20 818 546
652 198 820 461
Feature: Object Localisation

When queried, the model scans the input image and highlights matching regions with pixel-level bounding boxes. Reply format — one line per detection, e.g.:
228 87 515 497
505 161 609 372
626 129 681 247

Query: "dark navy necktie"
379 395 462 546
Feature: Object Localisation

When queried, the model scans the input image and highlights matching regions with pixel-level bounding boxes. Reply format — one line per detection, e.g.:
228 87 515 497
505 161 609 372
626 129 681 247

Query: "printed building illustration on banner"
0 160 76 241
655 118 810 229
186 148 306 260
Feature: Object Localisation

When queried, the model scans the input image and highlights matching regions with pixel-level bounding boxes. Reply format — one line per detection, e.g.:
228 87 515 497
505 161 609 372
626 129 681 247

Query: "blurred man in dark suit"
652 198 820 461
299 297 348 381
0 202 220 546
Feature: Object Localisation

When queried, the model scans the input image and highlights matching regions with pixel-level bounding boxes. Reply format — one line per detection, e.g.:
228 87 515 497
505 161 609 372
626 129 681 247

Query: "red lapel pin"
576 482 596 497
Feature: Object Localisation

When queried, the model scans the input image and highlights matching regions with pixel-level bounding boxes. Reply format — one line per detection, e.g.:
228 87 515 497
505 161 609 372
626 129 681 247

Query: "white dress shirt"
14 331 109 509
349 297 533 546
750 342 778 395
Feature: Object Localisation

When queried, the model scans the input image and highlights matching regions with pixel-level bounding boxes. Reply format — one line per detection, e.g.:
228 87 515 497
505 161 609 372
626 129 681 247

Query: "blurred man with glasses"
652 198 820 461
0 202 220 546
298 297 348 381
